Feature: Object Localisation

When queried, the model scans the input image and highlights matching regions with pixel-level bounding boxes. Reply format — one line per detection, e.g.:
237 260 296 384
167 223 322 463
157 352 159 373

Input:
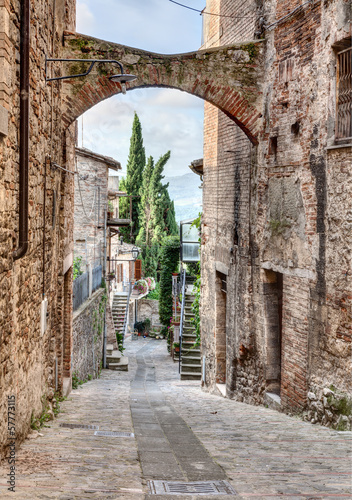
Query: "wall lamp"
45 57 137 94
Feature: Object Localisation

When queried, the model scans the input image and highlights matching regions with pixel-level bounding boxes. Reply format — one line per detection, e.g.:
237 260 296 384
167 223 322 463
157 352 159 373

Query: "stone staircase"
112 292 129 337
180 294 201 381
106 344 128 371
107 292 129 371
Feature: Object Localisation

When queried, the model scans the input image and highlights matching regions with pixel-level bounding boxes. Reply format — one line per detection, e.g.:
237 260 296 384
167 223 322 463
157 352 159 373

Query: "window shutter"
135 259 142 280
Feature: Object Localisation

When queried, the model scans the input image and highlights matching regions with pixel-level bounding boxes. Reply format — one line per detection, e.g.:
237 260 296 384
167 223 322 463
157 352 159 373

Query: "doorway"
215 271 227 385
264 270 283 396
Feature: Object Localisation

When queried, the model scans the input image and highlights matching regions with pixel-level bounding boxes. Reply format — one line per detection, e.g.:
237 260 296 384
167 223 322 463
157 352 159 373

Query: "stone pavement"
0 338 351 499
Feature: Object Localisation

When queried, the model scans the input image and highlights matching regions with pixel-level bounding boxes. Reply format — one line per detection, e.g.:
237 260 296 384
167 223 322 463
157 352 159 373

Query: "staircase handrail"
179 268 187 374
122 280 133 344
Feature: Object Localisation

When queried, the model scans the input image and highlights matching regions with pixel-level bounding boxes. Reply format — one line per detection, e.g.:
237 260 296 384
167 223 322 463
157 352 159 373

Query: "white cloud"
76 1 95 34
76 2 206 177
79 89 204 177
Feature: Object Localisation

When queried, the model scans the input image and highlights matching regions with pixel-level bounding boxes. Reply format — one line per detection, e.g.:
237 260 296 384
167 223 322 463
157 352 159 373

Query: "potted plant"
173 342 180 353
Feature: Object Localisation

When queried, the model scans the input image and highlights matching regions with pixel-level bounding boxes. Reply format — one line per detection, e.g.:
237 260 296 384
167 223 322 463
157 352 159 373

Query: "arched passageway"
55 32 264 144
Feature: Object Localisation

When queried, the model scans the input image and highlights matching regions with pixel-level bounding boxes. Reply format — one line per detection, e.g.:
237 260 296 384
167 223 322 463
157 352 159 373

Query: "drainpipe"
13 0 30 261
103 208 107 368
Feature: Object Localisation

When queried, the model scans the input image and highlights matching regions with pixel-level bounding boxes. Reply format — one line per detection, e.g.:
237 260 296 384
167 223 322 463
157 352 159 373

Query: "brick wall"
201 0 351 427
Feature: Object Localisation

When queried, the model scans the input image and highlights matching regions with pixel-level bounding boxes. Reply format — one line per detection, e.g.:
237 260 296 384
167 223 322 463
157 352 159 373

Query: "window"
336 46 352 142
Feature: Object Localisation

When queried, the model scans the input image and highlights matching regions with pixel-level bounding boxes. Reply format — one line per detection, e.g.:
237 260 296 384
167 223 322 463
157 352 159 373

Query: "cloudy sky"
76 0 206 177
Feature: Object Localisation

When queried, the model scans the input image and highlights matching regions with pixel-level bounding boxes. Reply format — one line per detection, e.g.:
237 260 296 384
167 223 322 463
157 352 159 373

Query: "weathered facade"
200 0 351 429
74 147 120 269
0 0 76 456
1 0 350 460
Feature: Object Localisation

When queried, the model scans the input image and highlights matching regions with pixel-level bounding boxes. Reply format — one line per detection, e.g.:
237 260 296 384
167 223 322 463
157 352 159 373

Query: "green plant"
269 218 291 235
73 255 84 280
147 280 160 300
159 235 180 326
173 342 180 348
134 321 145 333
144 318 151 333
72 371 86 390
116 331 125 353
190 213 201 347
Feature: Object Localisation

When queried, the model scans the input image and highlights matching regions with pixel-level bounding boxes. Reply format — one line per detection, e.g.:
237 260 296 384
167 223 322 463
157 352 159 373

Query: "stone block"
0 103 8 136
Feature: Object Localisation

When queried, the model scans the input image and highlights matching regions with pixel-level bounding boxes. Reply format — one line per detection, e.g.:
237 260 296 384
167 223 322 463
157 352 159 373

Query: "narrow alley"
0 338 351 500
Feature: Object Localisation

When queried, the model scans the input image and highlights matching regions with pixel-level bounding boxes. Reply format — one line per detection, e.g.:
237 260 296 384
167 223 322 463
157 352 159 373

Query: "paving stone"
0 337 351 499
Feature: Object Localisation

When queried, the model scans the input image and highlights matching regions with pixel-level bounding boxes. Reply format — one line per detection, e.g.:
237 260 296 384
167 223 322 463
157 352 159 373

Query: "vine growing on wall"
159 235 180 327
93 292 107 344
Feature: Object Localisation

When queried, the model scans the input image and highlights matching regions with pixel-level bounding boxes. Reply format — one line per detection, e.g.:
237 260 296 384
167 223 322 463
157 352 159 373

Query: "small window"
336 46 352 142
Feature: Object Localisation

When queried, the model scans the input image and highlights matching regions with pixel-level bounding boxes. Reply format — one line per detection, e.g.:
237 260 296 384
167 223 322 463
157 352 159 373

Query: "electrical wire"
264 0 317 31
75 156 97 221
168 0 254 19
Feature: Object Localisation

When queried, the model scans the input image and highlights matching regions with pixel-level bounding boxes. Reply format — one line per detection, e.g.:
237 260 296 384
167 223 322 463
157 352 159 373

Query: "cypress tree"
125 113 146 241
136 156 155 247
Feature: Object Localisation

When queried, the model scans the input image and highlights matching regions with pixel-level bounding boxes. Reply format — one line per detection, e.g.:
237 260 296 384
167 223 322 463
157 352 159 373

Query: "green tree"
159 235 180 327
125 113 146 241
136 156 155 247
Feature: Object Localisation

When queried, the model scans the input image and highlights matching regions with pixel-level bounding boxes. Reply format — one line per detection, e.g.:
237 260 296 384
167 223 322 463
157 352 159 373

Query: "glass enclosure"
180 219 200 262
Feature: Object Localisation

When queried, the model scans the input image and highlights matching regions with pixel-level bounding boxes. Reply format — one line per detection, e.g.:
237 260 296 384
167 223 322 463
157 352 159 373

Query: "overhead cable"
168 0 254 19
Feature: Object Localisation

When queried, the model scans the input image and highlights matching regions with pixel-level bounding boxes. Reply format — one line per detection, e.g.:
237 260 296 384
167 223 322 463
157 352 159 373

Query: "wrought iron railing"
122 281 133 343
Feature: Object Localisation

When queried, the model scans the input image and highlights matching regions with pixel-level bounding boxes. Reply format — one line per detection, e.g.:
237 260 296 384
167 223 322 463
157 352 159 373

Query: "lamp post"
132 246 139 260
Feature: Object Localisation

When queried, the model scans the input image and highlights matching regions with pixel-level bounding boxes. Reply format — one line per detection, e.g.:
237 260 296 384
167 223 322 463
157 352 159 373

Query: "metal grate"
94 431 134 438
336 47 352 141
148 480 237 495
59 423 99 430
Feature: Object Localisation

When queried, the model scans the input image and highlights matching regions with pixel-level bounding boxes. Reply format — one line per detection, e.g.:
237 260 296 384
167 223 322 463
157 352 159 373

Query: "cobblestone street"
1 338 351 499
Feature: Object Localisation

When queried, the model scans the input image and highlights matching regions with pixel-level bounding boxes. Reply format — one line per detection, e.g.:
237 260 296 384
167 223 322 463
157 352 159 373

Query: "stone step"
106 350 122 363
106 344 114 356
107 358 129 371
182 333 197 343
180 356 201 365
180 371 201 381
181 363 201 373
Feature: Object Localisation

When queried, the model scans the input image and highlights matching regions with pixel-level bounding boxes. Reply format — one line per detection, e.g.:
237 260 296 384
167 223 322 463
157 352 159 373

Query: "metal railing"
122 281 133 343
73 272 89 311
92 265 102 292
178 268 187 374
73 265 102 311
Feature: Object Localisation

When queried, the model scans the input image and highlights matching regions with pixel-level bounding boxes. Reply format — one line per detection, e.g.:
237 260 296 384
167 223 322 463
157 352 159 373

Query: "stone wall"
72 288 106 381
74 147 120 270
200 0 351 429
137 299 160 329
0 0 76 457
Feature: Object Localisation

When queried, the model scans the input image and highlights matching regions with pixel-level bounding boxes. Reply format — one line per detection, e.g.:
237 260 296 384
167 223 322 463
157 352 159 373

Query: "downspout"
13 0 30 261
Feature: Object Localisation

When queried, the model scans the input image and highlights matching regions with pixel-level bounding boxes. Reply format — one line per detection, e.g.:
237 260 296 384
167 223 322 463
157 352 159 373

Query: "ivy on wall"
159 235 180 327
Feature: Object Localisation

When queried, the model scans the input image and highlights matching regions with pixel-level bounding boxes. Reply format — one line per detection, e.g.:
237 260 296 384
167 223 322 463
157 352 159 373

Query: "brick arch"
59 32 264 144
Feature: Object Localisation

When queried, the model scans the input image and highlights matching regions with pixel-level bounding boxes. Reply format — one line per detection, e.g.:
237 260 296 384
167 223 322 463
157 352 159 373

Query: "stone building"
74 147 121 269
200 0 351 429
1 0 350 460
0 0 76 456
